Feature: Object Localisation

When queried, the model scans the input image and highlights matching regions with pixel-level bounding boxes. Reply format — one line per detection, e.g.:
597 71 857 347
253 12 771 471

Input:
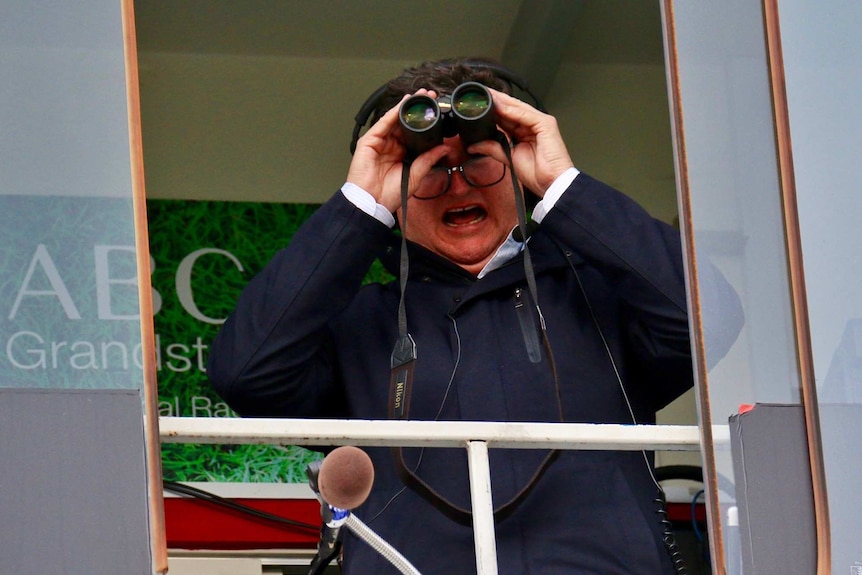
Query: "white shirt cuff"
341 182 396 228
531 167 580 223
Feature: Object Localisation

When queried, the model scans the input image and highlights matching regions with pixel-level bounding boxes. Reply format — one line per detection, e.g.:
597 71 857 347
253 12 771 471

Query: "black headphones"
349 60 547 155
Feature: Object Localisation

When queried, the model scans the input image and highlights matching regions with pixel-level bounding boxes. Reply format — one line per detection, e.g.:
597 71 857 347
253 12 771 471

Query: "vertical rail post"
467 440 498 575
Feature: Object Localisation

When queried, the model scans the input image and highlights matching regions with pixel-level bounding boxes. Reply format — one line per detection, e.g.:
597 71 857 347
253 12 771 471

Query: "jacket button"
453 295 462 303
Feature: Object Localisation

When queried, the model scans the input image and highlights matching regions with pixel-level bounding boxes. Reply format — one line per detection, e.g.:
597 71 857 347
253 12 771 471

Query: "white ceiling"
132 0 676 216
135 0 522 58
134 0 665 102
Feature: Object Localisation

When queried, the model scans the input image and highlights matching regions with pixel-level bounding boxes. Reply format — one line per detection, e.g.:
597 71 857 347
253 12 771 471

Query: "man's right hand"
346 90 448 213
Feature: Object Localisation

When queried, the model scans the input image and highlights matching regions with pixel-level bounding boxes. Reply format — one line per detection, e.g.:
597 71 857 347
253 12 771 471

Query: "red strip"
164 498 321 549
667 501 707 524
165 497 707 548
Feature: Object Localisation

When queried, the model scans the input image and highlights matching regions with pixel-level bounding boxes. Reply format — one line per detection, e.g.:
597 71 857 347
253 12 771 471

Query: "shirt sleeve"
531 167 580 223
341 182 396 228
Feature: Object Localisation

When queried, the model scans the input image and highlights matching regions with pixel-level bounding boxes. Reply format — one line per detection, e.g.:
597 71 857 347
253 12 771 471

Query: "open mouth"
443 205 487 227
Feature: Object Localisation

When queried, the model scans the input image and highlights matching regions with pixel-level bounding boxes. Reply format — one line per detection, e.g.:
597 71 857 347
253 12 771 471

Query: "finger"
488 88 544 133
362 93 411 139
405 144 449 194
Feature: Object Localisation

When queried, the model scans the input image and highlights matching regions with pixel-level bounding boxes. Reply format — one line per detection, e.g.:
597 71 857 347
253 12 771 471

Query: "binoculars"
398 82 498 158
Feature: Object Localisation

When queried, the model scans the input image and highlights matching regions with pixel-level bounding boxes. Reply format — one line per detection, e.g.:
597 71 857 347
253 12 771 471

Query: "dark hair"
371 57 514 124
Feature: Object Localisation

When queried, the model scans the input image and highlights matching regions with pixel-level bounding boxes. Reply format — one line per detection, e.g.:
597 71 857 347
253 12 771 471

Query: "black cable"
655 489 690 575
162 480 320 534
559 253 691 575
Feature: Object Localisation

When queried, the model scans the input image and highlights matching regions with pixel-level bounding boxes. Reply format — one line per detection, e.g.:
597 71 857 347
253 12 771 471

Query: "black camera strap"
389 165 417 420
387 138 563 527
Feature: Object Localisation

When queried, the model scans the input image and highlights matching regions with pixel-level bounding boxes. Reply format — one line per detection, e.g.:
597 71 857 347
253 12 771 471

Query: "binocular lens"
453 88 490 118
398 83 495 158
401 99 438 130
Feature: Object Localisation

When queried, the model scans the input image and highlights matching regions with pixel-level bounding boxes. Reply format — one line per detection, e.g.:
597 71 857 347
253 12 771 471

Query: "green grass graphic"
148 199 393 482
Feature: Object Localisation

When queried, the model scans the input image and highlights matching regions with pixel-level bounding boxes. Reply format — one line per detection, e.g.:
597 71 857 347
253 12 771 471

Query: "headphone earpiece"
349 61 546 155
350 84 390 155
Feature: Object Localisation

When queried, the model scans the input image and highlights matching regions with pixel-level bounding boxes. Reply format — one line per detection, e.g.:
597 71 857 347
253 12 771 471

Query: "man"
208 58 741 574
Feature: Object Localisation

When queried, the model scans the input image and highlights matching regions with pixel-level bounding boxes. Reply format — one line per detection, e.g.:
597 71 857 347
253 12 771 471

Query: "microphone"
307 446 423 575
318 445 375 511
512 220 539 242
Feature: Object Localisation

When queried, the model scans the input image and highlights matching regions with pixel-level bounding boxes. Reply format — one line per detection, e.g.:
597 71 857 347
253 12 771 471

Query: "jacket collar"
380 227 582 290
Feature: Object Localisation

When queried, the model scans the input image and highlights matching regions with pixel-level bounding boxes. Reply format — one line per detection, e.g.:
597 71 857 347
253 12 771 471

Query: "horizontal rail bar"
159 417 722 451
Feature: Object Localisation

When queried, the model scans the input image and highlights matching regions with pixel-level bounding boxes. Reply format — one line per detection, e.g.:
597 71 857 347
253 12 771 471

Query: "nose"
448 167 472 195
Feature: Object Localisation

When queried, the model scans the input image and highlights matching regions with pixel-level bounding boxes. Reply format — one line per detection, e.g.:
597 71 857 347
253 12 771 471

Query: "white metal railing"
158 417 708 450
158 417 715 575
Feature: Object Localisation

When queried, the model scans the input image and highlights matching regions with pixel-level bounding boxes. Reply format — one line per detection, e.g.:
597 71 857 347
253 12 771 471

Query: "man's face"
397 137 517 276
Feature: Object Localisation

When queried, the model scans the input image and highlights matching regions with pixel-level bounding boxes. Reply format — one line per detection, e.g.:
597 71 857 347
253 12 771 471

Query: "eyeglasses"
413 156 507 200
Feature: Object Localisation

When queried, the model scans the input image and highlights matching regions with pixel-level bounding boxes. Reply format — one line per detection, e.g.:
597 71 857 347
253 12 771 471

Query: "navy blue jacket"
208 173 742 574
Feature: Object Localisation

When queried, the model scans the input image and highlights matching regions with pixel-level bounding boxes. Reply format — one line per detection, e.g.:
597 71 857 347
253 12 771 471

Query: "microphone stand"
330 507 422 575
306 462 342 575
306 462 423 575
